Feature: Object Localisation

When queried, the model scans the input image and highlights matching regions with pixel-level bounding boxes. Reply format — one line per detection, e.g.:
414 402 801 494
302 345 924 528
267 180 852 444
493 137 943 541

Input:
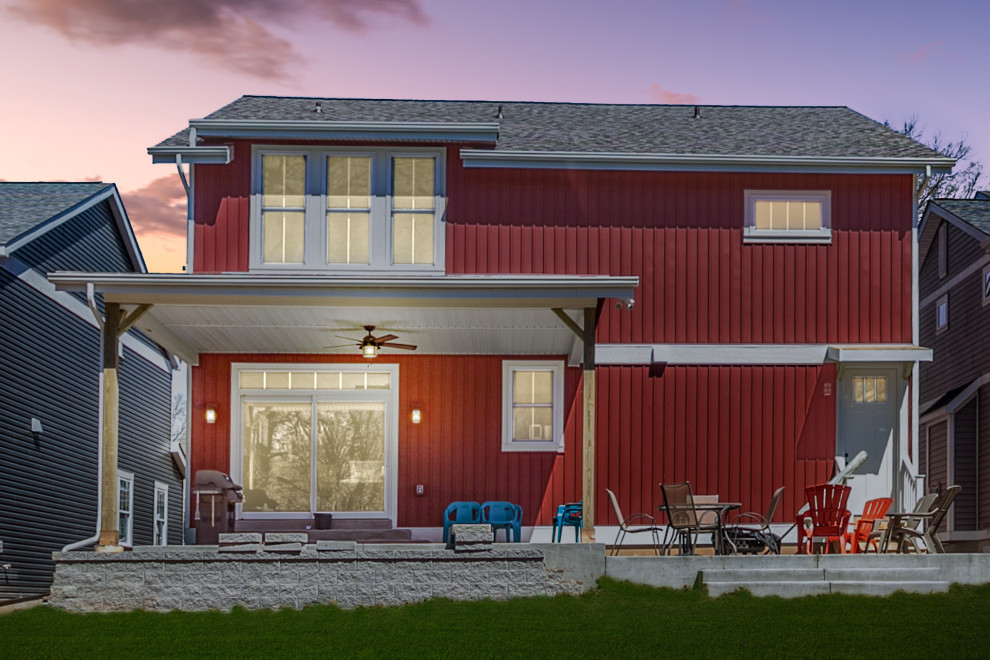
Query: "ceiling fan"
325 325 417 358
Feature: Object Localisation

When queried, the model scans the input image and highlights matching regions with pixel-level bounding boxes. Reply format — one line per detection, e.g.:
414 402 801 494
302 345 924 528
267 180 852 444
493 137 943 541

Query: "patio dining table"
659 501 741 555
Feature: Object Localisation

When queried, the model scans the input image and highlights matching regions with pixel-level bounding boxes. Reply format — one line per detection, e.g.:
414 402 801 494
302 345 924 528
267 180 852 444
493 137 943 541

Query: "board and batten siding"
192 141 914 347
0 266 177 601
193 354 835 530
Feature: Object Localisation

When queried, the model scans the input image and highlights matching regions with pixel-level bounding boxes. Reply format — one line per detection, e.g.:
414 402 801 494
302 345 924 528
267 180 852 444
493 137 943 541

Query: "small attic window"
743 190 831 244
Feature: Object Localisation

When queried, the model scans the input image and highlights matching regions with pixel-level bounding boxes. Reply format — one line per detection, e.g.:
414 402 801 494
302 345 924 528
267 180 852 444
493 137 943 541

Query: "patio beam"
582 305 598 540
97 302 124 552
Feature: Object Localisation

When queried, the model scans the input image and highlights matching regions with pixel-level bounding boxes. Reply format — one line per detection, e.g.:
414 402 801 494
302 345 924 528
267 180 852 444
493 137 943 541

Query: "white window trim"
118 470 134 548
936 294 949 333
153 481 169 546
981 265 990 307
742 190 832 244
229 362 399 524
249 145 446 273
501 360 565 453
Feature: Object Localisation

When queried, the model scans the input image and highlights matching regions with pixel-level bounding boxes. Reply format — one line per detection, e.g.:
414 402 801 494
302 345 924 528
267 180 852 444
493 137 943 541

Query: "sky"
1 0 987 273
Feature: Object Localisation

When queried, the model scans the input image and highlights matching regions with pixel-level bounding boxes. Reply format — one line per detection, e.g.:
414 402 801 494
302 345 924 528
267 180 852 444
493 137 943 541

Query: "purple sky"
1 0 986 272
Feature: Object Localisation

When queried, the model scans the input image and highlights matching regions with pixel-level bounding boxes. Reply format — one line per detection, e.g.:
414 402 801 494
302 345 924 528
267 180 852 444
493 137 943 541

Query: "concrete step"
236 518 393 531
823 567 942 582
706 579 950 598
702 568 825 583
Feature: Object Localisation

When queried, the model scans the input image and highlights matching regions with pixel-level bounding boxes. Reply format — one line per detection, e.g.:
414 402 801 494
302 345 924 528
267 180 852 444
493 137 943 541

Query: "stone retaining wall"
49 527 591 613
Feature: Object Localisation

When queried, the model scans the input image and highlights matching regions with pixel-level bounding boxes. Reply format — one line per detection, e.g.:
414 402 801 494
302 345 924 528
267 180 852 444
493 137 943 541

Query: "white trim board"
920 372 990 423
919 252 990 309
596 343 932 366
0 255 170 371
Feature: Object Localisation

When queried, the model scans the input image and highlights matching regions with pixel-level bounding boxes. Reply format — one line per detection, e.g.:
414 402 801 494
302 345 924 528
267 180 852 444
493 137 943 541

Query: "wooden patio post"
96 302 122 551
581 306 598 542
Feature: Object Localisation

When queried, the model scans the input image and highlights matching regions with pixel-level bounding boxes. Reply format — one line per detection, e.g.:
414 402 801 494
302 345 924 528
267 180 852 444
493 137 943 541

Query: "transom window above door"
252 147 445 272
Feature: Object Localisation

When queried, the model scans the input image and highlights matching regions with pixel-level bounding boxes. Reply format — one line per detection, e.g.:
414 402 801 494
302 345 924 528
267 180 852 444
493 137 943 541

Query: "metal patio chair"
605 488 661 556
723 486 785 555
659 482 726 555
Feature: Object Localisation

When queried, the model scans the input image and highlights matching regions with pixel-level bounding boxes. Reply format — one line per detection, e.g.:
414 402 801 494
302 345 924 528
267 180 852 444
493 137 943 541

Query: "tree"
170 392 187 444
885 116 985 213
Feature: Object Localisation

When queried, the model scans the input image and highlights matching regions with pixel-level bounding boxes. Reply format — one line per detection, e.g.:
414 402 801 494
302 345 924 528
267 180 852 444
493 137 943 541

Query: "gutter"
186 119 500 144
460 149 957 174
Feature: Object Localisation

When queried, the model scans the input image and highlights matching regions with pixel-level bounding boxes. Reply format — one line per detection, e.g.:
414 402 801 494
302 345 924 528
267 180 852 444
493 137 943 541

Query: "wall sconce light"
31 418 43 446
411 409 422 424
205 408 217 424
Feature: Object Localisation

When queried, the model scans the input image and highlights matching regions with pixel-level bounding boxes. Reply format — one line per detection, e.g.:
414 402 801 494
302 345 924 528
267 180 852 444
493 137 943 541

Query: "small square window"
936 294 949 333
502 361 565 452
743 190 831 244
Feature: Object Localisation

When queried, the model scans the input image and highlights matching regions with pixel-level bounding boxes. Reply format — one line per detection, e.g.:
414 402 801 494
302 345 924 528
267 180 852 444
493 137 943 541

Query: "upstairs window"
743 190 831 244
982 265 990 306
936 294 949 333
252 148 445 272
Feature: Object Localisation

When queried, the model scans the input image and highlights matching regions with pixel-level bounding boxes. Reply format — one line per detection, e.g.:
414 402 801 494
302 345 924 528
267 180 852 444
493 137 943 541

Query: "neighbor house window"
853 376 887 403
118 471 134 547
252 148 445 271
982 265 990 306
743 190 831 243
153 481 169 546
502 361 565 452
936 294 949 332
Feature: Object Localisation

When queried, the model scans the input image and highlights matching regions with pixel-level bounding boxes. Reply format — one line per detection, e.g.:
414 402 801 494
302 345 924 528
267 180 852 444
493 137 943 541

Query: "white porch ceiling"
140 304 582 360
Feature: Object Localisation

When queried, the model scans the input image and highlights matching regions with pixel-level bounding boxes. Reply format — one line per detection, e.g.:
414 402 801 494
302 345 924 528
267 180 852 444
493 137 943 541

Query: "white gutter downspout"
907 171 926 510
63 284 106 551
177 140 195 274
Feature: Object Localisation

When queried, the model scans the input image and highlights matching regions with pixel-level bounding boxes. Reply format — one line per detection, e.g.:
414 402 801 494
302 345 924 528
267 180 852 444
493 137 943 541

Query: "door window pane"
316 402 385 512
242 402 312 512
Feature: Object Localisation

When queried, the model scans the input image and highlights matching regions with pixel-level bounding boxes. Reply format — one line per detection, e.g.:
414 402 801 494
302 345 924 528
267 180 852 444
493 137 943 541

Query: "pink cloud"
120 175 186 241
648 84 701 105
902 41 942 64
8 0 427 81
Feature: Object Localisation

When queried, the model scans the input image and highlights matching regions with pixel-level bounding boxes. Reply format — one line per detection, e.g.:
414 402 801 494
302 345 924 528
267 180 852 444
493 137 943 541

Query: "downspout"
62 285 106 551
176 154 195 274
908 170 926 509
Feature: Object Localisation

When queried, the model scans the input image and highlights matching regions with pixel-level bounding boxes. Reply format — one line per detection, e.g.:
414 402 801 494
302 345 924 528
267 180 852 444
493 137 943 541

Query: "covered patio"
50 272 638 549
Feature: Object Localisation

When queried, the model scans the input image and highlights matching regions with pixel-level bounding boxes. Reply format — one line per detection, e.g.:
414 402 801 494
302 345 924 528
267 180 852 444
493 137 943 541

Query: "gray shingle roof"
932 198 990 237
155 95 946 161
0 182 112 246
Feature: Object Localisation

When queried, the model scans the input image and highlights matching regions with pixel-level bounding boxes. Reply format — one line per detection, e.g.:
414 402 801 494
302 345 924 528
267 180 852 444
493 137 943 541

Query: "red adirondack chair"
795 483 852 554
843 497 892 553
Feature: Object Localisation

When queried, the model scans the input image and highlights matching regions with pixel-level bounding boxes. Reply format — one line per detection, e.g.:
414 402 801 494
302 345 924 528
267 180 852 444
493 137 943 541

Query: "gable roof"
918 196 990 267
152 96 953 172
0 182 146 271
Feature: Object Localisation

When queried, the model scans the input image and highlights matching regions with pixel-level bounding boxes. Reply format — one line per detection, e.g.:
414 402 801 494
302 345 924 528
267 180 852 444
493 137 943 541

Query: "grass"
3 579 990 659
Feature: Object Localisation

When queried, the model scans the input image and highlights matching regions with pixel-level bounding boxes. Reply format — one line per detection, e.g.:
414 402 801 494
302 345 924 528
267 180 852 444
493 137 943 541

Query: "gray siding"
981 385 990 529
953 398 978 530
11 200 131 275
0 272 178 600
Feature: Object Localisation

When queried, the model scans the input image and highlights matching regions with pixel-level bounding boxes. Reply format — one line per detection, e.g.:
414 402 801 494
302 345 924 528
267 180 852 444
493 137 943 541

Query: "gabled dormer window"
251 147 445 272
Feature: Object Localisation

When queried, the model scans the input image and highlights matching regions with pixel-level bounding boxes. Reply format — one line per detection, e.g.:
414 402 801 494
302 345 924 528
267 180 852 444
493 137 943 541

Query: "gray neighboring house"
0 182 183 601
918 191 990 552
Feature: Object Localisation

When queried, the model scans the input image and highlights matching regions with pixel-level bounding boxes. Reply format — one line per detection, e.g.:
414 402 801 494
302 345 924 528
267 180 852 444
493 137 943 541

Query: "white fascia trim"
169 440 187 477
48 272 638 307
597 343 931 366
3 186 116 254
106 186 148 273
148 146 231 165
919 252 990 309
921 373 990 423
189 119 500 144
0 256 170 371
460 149 957 174
919 202 990 263
825 345 933 363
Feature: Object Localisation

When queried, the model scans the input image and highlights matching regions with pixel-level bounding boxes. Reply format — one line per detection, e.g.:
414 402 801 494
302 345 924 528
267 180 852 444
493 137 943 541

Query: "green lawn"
4 579 989 659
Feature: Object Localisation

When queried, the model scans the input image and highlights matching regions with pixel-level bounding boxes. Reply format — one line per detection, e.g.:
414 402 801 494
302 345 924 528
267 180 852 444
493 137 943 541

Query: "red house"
53 97 953 545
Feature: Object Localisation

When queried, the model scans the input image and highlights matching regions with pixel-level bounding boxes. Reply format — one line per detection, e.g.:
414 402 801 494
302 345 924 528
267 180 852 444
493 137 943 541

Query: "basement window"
743 190 832 244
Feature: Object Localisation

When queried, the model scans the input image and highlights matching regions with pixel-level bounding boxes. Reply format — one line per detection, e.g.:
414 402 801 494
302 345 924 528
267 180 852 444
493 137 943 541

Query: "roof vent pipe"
495 105 504 119
314 102 323 114
692 106 702 119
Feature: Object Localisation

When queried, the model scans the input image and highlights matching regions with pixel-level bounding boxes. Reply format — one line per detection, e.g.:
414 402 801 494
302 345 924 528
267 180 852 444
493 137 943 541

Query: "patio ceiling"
49 273 639 365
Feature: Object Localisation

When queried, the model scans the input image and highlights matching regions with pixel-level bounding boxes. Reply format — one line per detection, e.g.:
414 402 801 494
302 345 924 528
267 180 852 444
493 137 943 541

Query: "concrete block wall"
48 533 597 613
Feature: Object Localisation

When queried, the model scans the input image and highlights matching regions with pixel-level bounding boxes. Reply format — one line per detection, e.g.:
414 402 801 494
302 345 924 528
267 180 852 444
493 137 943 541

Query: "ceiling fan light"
362 343 378 359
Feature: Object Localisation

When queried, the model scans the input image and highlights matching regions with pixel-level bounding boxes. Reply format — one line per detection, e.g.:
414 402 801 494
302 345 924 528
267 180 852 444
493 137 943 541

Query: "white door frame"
229 362 399 526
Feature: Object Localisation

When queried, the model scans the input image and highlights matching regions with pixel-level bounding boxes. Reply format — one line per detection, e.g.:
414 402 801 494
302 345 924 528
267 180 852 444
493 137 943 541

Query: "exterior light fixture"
205 408 217 424
411 409 422 424
362 343 378 359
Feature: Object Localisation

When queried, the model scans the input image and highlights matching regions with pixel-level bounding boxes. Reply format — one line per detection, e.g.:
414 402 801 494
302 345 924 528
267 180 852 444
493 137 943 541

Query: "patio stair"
701 565 949 598
234 519 416 544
